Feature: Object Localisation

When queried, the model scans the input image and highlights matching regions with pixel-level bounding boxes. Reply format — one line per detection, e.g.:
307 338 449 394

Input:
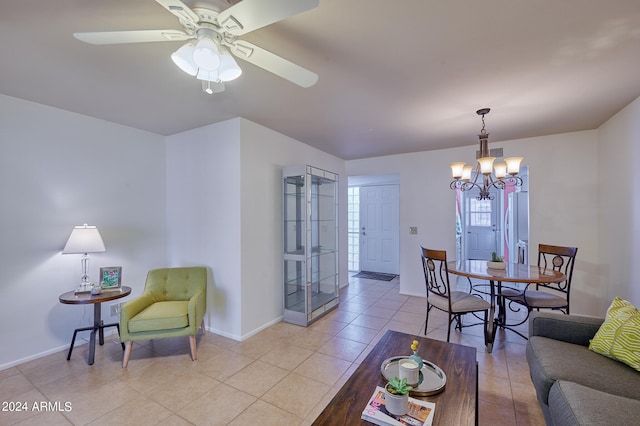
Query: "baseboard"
205 315 283 342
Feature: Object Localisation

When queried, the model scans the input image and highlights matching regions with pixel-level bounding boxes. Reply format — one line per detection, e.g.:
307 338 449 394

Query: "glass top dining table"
446 260 565 352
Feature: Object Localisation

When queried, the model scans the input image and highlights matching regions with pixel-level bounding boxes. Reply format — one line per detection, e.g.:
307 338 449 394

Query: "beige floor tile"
156 414 194 426
228 400 302 426
259 344 314 371
2 276 546 425
479 399 517 426
0 389 53 425
307 318 348 335
516 406 546 426
316 336 367 362
225 360 289 397
0 372 37 401
89 395 172 426
391 310 426 325
479 371 514 407
293 352 352 386
178 383 256 425
14 411 73 425
338 300 370 314
350 314 390 330
228 332 283 359
287 329 333 351
372 298 406 310
261 373 330 418
196 347 256 382
362 305 398 319
336 323 379 345
0 366 20 381
143 369 219 412
354 344 375 364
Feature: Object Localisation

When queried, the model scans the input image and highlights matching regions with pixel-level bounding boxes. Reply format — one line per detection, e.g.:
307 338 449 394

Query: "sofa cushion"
527 335 640 405
549 381 640 426
589 297 640 371
128 301 190 333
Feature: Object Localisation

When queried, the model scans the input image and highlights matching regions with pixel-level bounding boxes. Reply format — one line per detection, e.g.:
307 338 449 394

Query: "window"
347 186 360 271
468 198 492 227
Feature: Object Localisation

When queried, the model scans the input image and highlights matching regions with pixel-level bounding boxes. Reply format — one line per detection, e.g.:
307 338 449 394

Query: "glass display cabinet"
283 165 339 326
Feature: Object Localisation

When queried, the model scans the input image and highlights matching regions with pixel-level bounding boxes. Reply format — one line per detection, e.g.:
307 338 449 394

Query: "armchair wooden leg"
200 319 206 335
122 341 133 368
189 335 197 361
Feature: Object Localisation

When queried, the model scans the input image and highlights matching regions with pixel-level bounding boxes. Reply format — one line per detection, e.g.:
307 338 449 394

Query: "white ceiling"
2 0 640 160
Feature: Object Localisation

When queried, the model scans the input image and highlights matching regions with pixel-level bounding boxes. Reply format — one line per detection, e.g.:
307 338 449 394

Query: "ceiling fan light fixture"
171 42 198 76
193 37 220 71
218 50 242 82
196 68 220 82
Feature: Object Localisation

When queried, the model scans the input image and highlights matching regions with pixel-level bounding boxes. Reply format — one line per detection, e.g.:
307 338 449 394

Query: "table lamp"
62 224 106 292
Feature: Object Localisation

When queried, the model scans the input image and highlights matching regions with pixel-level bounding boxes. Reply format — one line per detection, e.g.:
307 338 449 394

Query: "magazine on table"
361 386 435 426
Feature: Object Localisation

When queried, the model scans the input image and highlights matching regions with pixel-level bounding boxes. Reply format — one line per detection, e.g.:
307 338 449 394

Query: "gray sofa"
526 311 640 425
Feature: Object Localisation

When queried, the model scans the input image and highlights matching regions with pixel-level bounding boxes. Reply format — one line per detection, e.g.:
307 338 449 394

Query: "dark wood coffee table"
312 330 478 425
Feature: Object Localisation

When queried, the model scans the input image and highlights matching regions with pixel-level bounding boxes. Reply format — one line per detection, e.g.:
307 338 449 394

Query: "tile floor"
0 276 544 425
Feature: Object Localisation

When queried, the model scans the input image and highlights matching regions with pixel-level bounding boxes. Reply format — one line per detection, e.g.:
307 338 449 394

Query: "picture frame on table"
100 266 122 290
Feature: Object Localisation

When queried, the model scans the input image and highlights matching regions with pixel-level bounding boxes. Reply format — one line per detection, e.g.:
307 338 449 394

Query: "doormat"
352 271 398 281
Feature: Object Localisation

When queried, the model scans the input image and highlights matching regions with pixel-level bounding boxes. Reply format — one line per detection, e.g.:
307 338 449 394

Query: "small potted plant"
385 377 412 416
487 252 506 269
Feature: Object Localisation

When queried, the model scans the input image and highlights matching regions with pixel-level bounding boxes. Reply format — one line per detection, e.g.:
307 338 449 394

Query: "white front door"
465 188 499 260
360 185 400 274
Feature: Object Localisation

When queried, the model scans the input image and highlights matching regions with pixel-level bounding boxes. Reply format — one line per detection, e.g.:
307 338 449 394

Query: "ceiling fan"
74 0 319 94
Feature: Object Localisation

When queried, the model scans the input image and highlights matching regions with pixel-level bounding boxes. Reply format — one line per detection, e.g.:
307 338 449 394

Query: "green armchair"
119 267 207 368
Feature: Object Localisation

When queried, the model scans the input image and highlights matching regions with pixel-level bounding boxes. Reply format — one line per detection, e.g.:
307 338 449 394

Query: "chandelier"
450 108 523 200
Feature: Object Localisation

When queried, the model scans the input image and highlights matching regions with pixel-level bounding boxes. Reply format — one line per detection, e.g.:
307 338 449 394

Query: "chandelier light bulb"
504 157 523 175
494 163 507 179
193 37 220 71
478 157 496 175
450 162 466 179
462 166 473 181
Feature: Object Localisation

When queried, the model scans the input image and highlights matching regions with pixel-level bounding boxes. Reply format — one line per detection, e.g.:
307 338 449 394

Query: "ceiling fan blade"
155 0 200 25
217 0 318 36
74 29 190 45
229 40 318 88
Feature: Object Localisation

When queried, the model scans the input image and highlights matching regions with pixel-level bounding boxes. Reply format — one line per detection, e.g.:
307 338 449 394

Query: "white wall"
0 94 167 369
597 96 640 308
165 119 243 339
166 118 347 340
240 119 347 337
346 130 603 316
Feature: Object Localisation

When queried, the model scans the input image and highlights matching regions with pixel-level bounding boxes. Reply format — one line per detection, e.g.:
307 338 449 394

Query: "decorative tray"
380 356 447 396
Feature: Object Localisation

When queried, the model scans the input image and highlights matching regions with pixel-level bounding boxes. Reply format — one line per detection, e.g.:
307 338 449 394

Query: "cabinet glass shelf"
283 165 339 326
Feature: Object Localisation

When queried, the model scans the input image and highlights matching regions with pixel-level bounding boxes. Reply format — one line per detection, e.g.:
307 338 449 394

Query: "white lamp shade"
477 157 496 175
218 51 242 82
171 42 198 76
462 165 474 181
196 68 220 82
494 163 507 179
450 162 466 179
62 224 106 254
193 38 220 71
505 157 523 174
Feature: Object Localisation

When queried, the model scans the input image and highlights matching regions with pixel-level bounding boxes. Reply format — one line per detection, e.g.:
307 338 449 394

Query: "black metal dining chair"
498 244 577 337
420 246 490 344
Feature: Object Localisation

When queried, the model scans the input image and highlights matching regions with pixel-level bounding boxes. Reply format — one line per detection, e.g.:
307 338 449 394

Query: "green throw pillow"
589 297 640 371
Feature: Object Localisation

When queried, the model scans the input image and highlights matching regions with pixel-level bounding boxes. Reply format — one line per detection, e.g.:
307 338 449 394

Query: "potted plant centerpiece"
487 252 506 269
385 376 412 416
